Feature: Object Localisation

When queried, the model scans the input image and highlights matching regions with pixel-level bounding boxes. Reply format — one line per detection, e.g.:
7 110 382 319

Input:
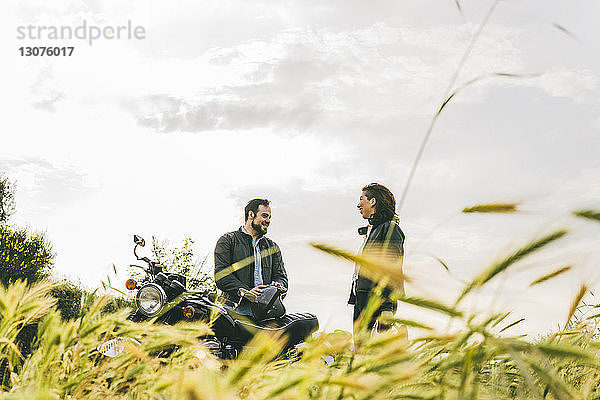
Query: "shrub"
0 225 54 287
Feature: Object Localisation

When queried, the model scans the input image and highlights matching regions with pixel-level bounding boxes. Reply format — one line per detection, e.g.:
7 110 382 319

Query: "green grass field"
0 208 598 399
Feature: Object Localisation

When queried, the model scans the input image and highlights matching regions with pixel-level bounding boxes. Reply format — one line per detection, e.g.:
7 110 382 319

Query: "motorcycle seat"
235 312 319 343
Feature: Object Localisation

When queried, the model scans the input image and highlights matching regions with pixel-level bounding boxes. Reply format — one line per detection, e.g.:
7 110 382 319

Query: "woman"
348 182 405 332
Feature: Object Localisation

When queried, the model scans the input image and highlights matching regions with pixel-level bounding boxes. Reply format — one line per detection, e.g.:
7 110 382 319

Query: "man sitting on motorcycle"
214 198 288 317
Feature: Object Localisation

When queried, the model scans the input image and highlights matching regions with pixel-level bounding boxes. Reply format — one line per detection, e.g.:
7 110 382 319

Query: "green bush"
50 280 84 320
0 175 16 223
51 280 134 320
0 224 54 287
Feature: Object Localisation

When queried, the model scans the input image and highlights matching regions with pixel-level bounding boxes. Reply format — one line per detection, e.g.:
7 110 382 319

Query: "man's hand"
248 284 269 297
270 281 286 292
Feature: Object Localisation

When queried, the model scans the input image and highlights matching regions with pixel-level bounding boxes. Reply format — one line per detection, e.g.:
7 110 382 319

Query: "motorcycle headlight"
136 283 166 317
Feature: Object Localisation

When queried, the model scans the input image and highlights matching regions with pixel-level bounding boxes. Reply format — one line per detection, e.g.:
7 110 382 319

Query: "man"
348 183 405 332
214 198 288 316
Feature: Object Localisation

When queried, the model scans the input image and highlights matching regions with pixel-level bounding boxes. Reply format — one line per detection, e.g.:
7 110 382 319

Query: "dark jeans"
352 291 396 330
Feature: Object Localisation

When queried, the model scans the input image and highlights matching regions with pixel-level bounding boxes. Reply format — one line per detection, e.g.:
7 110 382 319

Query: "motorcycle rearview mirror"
133 235 146 247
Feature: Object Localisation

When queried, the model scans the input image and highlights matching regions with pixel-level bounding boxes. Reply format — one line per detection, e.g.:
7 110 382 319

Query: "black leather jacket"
214 227 288 302
348 216 405 311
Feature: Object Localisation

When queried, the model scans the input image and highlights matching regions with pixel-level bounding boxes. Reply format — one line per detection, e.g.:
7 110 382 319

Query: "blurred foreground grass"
0 208 599 399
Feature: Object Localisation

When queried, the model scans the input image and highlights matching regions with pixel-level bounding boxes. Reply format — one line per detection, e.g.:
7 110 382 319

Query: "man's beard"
251 219 267 236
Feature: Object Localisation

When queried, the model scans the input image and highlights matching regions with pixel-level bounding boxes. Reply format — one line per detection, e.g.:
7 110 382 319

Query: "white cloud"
536 67 597 103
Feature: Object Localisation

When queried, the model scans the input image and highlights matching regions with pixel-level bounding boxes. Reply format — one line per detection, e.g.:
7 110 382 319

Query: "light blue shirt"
242 226 264 287
235 226 264 316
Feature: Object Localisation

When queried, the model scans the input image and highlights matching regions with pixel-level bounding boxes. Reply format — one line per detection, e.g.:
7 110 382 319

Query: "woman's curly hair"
362 183 396 222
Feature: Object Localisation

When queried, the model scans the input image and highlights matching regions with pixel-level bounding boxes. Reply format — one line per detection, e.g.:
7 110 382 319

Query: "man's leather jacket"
348 216 405 311
214 227 288 302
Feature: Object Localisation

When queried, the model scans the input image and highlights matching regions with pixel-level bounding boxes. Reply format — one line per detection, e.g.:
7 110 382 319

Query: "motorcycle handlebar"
133 242 162 276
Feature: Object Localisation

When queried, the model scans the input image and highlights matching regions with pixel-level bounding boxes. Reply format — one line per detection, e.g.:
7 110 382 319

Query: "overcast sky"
2 0 599 336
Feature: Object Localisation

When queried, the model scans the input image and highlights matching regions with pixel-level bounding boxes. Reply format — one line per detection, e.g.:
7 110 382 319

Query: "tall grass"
0 210 598 399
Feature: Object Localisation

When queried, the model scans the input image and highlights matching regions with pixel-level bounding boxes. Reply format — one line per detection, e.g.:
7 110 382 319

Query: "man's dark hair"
245 198 270 221
362 183 396 221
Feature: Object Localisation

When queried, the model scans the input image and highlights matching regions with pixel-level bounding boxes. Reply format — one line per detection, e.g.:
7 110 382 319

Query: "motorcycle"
99 235 319 359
